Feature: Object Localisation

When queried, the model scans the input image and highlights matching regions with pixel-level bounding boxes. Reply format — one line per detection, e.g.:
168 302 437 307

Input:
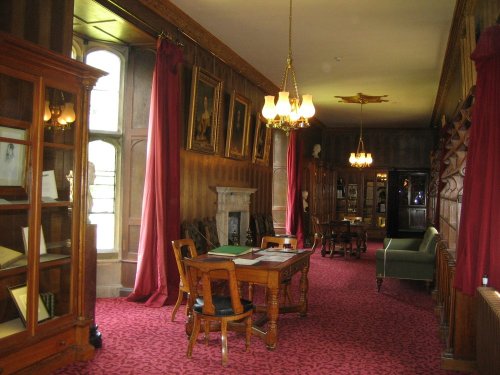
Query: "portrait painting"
187 66 223 154
252 114 271 165
225 91 251 159
0 126 27 188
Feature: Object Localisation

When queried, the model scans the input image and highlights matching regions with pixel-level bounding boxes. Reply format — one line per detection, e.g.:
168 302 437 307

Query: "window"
74 39 126 253
87 50 121 132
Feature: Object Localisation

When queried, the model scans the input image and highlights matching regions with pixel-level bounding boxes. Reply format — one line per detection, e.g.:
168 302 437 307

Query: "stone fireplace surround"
215 186 257 246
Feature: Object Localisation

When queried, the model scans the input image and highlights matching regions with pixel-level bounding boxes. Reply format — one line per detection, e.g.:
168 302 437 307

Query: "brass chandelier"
335 92 388 168
43 89 76 131
261 0 315 135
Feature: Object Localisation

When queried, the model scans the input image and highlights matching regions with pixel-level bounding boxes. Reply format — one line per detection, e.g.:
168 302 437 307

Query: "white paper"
257 254 295 262
22 226 47 255
42 170 58 200
233 258 261 266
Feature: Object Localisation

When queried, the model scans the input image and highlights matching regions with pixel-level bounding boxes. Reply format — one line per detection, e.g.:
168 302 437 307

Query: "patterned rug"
55 242 462 375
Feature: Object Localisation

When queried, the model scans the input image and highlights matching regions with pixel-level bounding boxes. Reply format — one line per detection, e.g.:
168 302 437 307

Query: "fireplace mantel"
215 186 257 246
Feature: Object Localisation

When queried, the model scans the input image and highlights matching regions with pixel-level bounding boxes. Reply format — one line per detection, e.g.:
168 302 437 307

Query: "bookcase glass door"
40 85 77 320
0 71 34 338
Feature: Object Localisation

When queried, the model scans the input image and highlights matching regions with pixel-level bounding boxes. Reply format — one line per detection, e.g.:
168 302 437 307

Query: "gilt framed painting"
225 91 251 159
187 66 223 154
252 114 271 165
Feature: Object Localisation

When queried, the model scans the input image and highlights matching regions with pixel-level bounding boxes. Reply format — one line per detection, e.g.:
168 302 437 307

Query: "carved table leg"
266 286 279 350
298 262 310 317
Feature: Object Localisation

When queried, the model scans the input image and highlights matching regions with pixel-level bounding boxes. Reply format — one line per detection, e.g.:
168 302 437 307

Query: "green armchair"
375 227 440 292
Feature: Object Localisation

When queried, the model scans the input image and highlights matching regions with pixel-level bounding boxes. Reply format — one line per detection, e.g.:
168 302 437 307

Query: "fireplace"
215 187 257 246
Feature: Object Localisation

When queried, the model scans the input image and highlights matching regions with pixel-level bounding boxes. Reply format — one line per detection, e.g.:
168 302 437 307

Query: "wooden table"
185 250 312 350
349 222 368 253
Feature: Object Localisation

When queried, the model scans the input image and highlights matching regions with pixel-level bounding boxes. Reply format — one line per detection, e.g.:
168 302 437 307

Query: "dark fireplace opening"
228 212 241 245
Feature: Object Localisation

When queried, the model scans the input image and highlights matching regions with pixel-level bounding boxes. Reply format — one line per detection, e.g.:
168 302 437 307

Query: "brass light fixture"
43 89 76 131
335 92 388 168
261 0 315 135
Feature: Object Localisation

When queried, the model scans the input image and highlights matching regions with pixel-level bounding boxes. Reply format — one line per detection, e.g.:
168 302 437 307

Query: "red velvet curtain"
127 38 183 307
454 25 500 295
285 131 304 248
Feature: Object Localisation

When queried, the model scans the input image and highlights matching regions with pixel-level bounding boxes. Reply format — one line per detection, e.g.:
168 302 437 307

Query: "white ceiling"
170 0 456 129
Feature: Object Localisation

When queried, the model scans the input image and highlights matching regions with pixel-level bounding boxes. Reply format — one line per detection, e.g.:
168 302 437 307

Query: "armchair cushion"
376 227 440 290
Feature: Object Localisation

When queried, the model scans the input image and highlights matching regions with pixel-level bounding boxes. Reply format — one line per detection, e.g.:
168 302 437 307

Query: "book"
42 170 58 200
0 246 24 268
207 245 252 257
22 226 47 255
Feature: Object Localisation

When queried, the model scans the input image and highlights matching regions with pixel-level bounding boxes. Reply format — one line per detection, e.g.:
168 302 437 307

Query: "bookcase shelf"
0 32 104 373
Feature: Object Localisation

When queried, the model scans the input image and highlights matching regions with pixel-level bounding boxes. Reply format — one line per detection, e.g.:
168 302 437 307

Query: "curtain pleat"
285 131 304 248
454 25 500 295
127 39 183 307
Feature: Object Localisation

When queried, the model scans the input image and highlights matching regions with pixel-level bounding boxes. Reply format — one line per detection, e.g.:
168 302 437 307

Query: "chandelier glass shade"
335 92 388 169
43 88 76 131
348 103 373 168
261 0 315 135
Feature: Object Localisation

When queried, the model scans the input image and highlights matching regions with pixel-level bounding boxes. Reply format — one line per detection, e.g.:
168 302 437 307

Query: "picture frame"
8 284 50 325
252 114 271 165
186 66 223 154
0 126 27 188
347 184 358 199
225 91 251 159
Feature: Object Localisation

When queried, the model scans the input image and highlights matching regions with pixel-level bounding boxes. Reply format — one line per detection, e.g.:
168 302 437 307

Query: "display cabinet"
0 33 104 373
335 168 387 240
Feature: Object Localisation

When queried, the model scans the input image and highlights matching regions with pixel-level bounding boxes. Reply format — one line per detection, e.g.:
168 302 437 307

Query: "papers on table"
257 251 296 262
232 258 261 266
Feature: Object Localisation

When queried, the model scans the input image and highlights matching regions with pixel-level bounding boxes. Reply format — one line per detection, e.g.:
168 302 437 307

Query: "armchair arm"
383 238 421 251
376 249 435 264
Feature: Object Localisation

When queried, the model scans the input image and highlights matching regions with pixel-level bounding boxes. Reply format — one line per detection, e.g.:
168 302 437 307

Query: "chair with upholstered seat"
171 239 198 322
184 257 254 366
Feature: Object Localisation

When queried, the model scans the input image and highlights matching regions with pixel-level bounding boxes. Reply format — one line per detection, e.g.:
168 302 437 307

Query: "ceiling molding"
134 0 279 96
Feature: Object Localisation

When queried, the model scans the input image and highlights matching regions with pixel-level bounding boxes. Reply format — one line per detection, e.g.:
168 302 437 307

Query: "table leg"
265 286 279 350
185 293 193 337
298 262 310 317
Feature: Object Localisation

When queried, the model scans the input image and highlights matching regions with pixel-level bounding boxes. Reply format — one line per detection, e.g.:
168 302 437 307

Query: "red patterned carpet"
55 242 461 375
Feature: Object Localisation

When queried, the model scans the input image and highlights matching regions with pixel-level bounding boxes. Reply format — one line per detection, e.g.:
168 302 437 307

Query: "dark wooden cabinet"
335 168 387 240
0 33 103 373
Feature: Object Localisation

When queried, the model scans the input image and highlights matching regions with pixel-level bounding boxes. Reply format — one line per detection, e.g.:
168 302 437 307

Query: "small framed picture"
8 284 51 325
225 91 251 159
347 184 358 199
252 114 271 165
186 66 223 154
0 126 28 191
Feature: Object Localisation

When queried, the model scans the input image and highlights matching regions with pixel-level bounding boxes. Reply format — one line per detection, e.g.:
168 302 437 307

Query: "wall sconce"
44 89 76 130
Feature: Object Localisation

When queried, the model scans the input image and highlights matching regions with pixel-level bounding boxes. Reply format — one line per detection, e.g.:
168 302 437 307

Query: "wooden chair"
184 257 253 366
203 217 220 250
171 239 198 322
329 220 355 258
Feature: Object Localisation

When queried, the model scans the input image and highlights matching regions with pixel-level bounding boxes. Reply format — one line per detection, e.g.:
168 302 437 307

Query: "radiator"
476 287 500 375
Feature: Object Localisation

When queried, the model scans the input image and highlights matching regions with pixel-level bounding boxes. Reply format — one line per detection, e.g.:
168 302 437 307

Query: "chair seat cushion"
375 249 434 264
194 296 254 316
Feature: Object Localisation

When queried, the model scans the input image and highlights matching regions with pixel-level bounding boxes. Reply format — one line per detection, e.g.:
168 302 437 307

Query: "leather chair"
375 226 440 292
184 257 254 366
171 239 198 322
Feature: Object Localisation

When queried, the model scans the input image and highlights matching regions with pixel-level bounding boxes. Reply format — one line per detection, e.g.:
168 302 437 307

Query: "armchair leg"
376 277 383 292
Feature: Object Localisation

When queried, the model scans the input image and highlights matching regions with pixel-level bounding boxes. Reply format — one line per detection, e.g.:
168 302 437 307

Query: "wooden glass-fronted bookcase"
0 33 104 373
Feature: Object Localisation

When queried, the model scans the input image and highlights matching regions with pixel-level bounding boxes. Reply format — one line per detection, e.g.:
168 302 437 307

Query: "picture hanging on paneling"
225 91 251 159
187 66 223 154
252 114 271 165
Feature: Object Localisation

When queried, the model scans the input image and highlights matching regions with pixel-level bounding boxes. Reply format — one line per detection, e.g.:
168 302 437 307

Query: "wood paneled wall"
324 128 436 169
120 37 274 290
0 0 73 56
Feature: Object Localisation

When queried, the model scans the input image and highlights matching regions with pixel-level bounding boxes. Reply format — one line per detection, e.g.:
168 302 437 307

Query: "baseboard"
96 284 122 298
